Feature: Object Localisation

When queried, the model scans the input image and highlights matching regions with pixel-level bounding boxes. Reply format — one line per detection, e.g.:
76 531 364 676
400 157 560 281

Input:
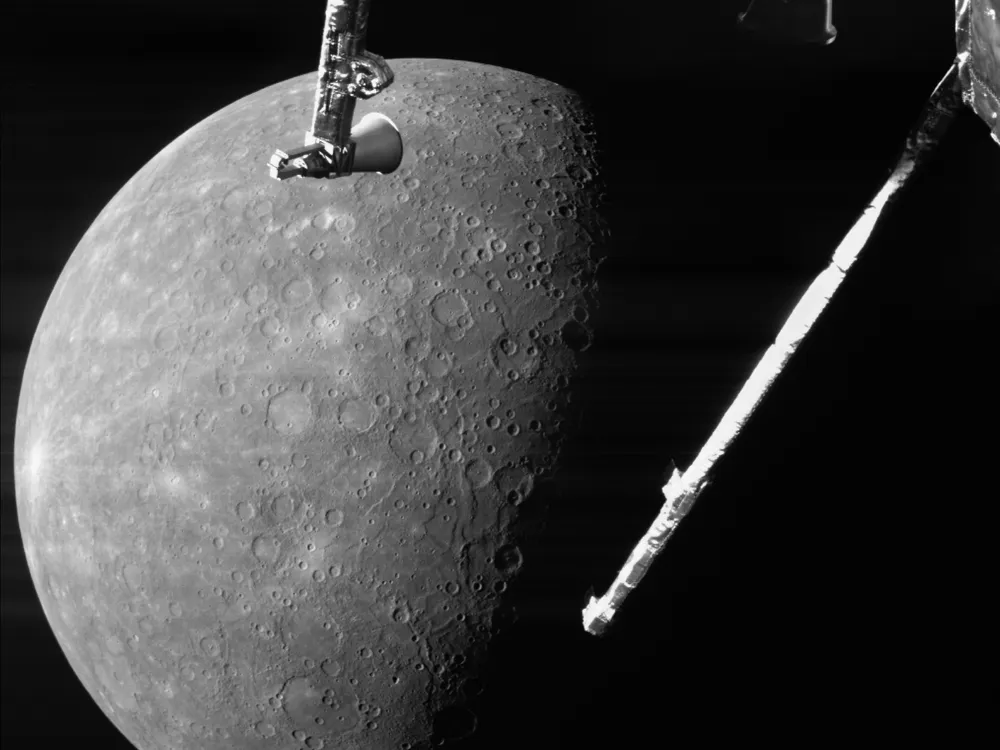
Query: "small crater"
320 658 342 677
496 121 524 140
425 349 453 378
260 317 281 337
236 500 256 521
404 335 431 361
560 319 591 352
281 278 313 307
496 465 536 506
267 391 313 436
387 272 414 297
430 290 469 327
222 188 250 213
338 398 376 432
365 315 388 336
465 458 493 489
312 208 356 234
494 544 523 574
251 535 280 563
271 493 296 520
153 327 179 351
319 284 340 315
245 283 268 307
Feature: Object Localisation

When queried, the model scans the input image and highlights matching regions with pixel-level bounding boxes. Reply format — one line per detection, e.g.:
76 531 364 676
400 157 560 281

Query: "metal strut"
582 62 966 637
267 0 394 181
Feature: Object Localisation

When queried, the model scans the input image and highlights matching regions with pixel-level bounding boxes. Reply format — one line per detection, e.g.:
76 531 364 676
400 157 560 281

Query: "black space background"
2 1 997 747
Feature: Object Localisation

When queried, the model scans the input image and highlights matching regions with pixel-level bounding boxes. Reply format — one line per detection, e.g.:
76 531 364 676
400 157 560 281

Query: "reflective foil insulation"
957 0 1000 144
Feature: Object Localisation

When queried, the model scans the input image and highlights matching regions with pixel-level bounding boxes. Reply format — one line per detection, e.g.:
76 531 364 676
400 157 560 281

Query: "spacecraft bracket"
267 140 357 181
267 1 398 181
325 50 395 100
266 50 393 181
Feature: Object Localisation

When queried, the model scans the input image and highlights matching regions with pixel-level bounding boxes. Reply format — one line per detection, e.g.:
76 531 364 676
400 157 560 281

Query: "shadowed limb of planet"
14 58 610 749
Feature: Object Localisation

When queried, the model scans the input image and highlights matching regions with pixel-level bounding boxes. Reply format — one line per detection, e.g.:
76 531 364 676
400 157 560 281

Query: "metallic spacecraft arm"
583 60 966 637
583 0 1000 636
267 0 400 180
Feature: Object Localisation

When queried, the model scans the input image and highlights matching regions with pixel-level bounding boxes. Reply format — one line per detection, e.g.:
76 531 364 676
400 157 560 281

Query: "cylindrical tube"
310 0 370 145
583 62 964 636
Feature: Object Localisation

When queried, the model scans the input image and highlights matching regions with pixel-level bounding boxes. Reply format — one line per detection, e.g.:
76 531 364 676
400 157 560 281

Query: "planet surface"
13 58 609 749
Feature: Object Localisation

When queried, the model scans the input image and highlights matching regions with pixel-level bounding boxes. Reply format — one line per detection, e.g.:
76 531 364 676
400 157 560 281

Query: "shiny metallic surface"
584 63 966 637
268 1 396 182
310 0 394 146
956 0 1000 144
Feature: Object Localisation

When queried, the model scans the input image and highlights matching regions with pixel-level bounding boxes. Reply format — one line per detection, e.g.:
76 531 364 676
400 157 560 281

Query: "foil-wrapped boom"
956 0 1000 145
310 0 394 145
582 0 998 639
267 0 395 181
583 62 966 636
